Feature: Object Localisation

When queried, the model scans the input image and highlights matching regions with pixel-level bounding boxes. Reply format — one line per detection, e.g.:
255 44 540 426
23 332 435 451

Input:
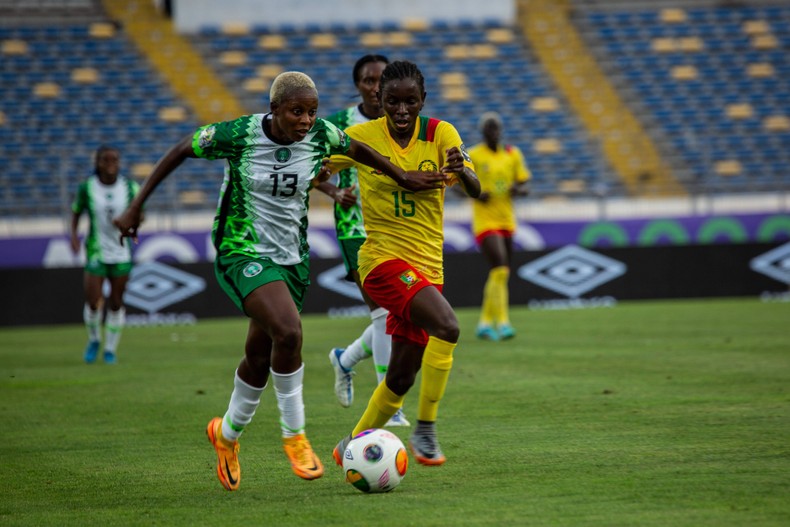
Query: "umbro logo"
518 245 626 298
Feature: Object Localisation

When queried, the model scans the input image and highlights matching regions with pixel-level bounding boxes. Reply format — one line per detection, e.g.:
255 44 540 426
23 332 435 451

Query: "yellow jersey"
331 116 474 284
467 143 530 236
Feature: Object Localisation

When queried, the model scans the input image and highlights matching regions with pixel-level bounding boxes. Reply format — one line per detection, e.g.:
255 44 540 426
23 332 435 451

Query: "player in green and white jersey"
317 54 409 427
114 71 445 491
70 145 139 365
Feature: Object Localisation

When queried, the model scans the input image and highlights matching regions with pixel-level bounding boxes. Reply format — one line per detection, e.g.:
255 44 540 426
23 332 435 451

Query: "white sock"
104 307 125 353
370 307 392 385
272 364 305 438
339 324 373 371
83 303 101 343
221 370 265 442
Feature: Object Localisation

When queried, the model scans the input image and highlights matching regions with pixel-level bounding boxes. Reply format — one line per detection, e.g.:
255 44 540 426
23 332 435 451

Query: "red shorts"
475 229 513 246
362 259 442 347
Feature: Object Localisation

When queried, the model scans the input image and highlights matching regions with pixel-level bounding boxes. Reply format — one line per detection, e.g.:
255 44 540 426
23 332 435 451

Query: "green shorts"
338 236 365 278
85 260 133 278
214 252 310 313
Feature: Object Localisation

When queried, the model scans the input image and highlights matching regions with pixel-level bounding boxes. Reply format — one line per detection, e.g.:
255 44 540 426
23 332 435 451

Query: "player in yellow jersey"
468 112 530 341
329 61 481 466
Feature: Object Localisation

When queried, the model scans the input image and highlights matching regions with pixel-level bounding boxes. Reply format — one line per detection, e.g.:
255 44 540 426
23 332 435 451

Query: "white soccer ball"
342 428 409 493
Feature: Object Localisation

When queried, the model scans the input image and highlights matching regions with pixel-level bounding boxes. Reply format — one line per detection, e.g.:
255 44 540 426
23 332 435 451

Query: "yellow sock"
352 381 405 436
418 336 456 422
480 271 497 326
490 266 510 325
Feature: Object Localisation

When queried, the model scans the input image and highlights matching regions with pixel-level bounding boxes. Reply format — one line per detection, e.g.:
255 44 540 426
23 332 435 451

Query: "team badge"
275 148 292 163
198 126 216 149
243 262 263 278
418 160 438 172
398 270 422 289
460 143 471 162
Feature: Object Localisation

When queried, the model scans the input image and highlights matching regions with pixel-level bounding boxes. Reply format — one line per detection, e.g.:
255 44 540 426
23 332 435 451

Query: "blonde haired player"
330 61 480 466
468 112 530 340
114 71 442 491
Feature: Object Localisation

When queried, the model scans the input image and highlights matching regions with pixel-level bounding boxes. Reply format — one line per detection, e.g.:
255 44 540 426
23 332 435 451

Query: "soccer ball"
342 428 408 493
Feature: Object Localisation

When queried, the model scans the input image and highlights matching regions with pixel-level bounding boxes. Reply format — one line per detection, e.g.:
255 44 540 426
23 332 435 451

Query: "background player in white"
114 72 441 491
317 54 409 427
70 145 139 364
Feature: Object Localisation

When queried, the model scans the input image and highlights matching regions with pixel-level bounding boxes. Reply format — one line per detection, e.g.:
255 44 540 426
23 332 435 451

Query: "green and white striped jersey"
72 175 139 265
324 105 371 240
193 113 351 266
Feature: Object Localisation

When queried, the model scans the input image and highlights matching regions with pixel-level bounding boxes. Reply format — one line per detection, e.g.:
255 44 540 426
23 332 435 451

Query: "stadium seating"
2 2 788 217
188 18 612 197
575 4 790 192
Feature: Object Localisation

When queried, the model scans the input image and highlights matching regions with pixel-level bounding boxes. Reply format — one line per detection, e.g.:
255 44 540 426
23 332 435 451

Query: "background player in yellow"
328 61 481 467
468 112 530 341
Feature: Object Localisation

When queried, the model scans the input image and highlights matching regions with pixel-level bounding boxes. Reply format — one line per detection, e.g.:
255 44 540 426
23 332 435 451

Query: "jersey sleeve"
316 118 352 156
327 121 362 172
191 116 250 160
71 181 88 214
510 145 531 183
436 121 475 186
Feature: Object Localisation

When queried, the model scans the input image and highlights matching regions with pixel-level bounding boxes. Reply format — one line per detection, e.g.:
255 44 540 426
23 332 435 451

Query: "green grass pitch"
1 298 789 526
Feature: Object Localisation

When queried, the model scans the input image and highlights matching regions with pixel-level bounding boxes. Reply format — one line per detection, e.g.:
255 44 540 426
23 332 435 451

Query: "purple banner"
1 213 788 269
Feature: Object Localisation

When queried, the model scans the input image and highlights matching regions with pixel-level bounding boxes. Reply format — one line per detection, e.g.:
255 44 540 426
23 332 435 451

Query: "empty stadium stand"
574 1 790 192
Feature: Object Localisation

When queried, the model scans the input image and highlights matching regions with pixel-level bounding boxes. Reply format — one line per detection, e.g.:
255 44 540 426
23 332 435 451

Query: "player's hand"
398 170 448 191
314 158 332 185
69 234 80 254
113 206 142 244
441 146 465 175
335 184 358 209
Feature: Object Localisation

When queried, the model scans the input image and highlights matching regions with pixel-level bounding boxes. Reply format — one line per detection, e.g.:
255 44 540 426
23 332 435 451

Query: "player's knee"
433 314 459 342
386 369 417 396
272 323 302 354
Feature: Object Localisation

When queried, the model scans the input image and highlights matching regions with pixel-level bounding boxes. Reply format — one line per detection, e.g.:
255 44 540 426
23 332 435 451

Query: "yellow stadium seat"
486 28 514 44
257 64 284 78
558 179 586 193
401 18 428 32
243 78 269 92
0 111 6 126
442 86 470 101
131 162 155 179
444 45 468 59
158 106 188 122
651 37 676 53
714 160 742 176
742 20 771 35
221 23 250 36
1 39 28 55
726 103 754 119
388 32 413 46
747 63 775 78
660 8 687 23
33 82 61 98
258 35 286 50
678 37 704 52
89 22 116 38
471 44 498 59
751 34 778 49
534 138 562 154
359 32 385 47
670 65 698 80
531 97 560 112
219 51 247 66
179 190 207 205
763 115 790 132
71 67 100 84
439 72 468 87
310 34 337 48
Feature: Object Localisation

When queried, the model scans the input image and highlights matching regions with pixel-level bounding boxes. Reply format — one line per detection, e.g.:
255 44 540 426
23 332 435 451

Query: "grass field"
1 298 789 526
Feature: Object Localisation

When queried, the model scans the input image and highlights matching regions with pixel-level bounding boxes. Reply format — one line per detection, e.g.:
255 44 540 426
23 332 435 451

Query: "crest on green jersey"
275 148 292 163
243 262 263 278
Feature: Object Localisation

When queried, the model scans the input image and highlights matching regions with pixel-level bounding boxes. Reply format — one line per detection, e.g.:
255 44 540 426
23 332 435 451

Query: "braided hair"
380 60 425 94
